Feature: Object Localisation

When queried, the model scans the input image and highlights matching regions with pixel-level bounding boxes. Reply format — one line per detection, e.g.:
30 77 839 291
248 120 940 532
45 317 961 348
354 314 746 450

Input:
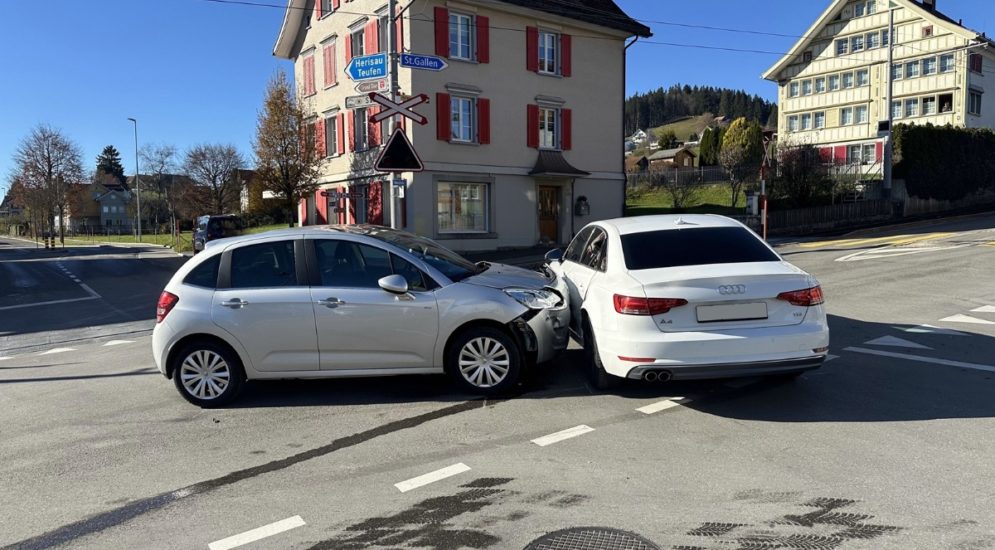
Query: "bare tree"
656 169 704 212
141 144 180 233
254 71 322 227
12 125 85 243
182 144 243 215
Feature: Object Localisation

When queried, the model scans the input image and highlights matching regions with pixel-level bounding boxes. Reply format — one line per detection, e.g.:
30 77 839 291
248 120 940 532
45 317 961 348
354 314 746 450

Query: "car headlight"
505 288 561 310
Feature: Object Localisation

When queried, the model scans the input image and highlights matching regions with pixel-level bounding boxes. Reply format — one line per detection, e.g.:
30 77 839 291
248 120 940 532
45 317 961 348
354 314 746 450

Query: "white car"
547 215 829 389
153 226 570 407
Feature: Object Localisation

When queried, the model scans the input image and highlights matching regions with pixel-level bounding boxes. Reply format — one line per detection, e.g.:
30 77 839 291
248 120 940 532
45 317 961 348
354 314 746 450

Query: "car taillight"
157 291 179 323
777 286 824 307
613 294 688 316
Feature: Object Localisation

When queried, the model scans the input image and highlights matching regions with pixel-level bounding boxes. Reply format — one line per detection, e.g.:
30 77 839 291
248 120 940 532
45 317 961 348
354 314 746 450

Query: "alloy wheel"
458 337 511 388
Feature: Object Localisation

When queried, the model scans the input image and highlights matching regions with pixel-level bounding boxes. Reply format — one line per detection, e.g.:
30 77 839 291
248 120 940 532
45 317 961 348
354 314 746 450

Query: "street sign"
392 178 407 187
400 53 449 72
368 92 429 125
354 79 389 93
375 128 424 172
345 53 388 81
345 94 376 109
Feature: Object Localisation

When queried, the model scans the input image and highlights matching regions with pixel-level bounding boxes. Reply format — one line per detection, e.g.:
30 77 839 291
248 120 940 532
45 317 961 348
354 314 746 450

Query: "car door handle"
221 299 248 309
316 298 346 308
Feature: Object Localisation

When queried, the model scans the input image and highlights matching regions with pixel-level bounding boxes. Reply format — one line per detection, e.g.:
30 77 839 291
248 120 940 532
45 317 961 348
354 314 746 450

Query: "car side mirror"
378 274 409 295
544 249 564 263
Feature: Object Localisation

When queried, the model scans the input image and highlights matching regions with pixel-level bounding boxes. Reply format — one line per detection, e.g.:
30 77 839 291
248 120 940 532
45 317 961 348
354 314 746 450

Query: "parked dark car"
193 215 243 253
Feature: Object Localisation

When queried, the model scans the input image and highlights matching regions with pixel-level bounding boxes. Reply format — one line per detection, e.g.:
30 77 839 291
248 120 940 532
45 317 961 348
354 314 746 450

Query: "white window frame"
848 145 861 163
857 69 869 87
788 116 799 133
891 63 903 81
923 57 937 76
856 105 868 124
891 100 902 119
802 80 813 96
969 91 983 116
940 54 955 73
320 0 332 16
815 77 826 93
882 30 890 46
836 39 848 56
350 27 365 58
866 0 877 14
906 61 920 79
862 144 875 164
538 30 559 75
842 72 855 89
855 2 865 17
449 12 474 61
922 96 937 115
437 182 489 234
538 106 560 149
353 107 369 151
815 111 826 129
829 74 841 91
905 98 919 117
450 96 476 143
324 111 338 157
841 107 854 125
789 82 799 97
851 35 864 52
867 32 880 49
801 113 812 130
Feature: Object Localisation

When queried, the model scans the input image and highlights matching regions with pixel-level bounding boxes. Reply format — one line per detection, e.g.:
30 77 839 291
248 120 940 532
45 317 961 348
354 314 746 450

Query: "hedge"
893 123 995 200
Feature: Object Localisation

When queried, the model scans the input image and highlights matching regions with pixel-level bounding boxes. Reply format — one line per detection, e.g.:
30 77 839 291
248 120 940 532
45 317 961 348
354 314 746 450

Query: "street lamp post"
127 117 142 240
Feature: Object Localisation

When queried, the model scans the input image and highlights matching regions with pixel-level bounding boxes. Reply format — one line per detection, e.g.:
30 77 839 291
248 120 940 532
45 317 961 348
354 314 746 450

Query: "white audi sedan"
153 225 570 407
547 215 829 389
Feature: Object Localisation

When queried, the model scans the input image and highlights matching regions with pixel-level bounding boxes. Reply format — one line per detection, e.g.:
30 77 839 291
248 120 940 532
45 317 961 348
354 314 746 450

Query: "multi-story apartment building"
763 0 995 175
274 0 650 250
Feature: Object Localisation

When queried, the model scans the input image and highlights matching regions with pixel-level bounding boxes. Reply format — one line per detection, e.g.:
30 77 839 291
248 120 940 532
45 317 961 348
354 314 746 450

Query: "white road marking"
845 346 995 374
38 347 76 356
78 283 100 298
940 314 995 326
864 335 932 350
826 354 840 362
207 516 306 550
971 305 995 313
0 356 12 361
900 324 968 336
394 463 471 493
531 425 595 447
836 245 968 262
636 398 689 415
0 296 99 311
103 340 135 346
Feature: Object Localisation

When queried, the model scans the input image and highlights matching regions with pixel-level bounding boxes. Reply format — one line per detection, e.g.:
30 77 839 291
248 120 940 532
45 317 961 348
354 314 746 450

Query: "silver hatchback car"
152 225 570 407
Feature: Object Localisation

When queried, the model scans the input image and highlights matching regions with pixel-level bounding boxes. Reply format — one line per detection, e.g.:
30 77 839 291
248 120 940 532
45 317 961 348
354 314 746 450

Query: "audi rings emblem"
718 285 747 295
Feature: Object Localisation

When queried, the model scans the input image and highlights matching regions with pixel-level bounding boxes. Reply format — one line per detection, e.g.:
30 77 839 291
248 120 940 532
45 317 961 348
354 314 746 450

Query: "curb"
842 210 995 237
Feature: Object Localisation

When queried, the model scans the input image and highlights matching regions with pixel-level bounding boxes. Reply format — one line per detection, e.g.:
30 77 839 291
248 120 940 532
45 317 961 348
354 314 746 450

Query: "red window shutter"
437 93 451 141
315 0 322 19
435 7 449 57
834 145 847 164
322 45 334 87
876 141 884 162
527 104 540 148
305 57 316 95
315 189 327 224
561 108 572 150
345 34 353 64
333 0 340 9
336 113 346 155
476 16 490 63
526 27 539 72
366 20 378 53
368 182 383 225
560 33 572 77
478 98 491 144
299 197 308 226
347 113 355 152
316 118 327 158
818 147 832 163
396 9 404 52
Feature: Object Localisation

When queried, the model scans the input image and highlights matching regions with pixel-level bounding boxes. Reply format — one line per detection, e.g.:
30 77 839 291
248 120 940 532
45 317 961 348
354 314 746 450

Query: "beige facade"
763 0 995 170
274 0 650 250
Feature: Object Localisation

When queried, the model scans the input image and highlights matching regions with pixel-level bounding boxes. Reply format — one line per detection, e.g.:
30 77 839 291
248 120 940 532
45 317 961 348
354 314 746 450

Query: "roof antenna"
675 216 697 226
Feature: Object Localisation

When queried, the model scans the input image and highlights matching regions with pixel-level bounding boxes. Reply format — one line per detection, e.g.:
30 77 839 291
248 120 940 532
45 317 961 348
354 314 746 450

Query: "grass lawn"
38 223 291 253
626 183 747 216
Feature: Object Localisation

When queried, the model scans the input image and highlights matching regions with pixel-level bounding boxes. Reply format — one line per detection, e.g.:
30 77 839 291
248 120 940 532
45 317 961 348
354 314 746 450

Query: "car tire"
446 327 522 396
583 317 621 391
171 340 246 408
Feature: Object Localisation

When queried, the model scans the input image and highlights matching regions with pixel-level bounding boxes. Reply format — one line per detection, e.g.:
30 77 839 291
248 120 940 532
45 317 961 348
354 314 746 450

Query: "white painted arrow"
940 314 995 325
864 335 932 350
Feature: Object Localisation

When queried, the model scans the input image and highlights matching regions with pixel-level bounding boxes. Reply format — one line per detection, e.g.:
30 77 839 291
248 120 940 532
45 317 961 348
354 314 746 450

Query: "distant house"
625 155 649 173
648 146 696 170
628 129 649 144
0 189 24 220
94 181 134 231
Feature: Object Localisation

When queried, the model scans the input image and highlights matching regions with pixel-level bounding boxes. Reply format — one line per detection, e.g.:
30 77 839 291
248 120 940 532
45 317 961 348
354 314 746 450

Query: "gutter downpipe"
623 36 639 218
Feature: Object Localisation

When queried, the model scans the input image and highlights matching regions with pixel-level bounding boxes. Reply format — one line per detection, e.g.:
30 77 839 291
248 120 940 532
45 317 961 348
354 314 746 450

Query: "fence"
626 166 745 189
767 200 894 234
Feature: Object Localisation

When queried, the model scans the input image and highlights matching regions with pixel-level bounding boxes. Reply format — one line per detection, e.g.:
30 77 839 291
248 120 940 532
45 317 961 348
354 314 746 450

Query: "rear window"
620 227 779 270
183 255 220 288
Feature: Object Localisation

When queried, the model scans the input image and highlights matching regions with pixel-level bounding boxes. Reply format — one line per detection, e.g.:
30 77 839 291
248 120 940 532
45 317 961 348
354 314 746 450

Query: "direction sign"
375 128 424 172
400 53 449 72
368 93 429 126
345 94 375 109
345 53 388 81
354 79 389 93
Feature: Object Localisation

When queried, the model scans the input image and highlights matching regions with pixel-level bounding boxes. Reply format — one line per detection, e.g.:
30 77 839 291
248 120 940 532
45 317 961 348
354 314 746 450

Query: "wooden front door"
538 186 560 243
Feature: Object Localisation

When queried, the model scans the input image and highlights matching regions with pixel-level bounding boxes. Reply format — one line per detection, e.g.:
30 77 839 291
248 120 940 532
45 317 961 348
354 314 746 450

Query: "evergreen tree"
95 145 127 185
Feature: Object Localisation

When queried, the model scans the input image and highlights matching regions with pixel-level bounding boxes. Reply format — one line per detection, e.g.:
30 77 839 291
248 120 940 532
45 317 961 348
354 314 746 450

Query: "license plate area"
696 302 768 323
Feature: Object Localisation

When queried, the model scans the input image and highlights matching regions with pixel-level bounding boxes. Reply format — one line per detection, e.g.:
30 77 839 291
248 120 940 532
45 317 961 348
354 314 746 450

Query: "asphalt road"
2 216 995 550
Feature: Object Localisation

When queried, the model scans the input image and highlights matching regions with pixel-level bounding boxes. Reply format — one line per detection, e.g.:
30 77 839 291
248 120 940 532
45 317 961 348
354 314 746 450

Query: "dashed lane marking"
207 515 306 550
531 425 595 447
103 340 135 347
636 398 689 415
38 347 76 356
394 463 471 493
971 305 995 313
864 335 932 350
940 314 995 326
826 354 840 362
845 346 995 374
0 356 12 361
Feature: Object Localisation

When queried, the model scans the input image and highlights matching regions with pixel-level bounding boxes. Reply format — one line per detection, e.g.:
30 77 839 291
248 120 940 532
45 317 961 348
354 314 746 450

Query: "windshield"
359 227 480 282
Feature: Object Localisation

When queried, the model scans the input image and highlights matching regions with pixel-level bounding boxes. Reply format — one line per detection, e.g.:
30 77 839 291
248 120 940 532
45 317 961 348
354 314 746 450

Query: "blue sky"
0 0 990 196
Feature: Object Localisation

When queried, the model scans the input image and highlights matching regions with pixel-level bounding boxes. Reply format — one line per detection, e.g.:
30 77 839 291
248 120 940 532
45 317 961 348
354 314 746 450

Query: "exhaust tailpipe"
643 371 658 382
657 371 672 382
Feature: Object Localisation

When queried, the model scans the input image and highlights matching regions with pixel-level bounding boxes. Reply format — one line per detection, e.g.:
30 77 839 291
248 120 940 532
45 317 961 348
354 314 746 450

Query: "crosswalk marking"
864 336 932 350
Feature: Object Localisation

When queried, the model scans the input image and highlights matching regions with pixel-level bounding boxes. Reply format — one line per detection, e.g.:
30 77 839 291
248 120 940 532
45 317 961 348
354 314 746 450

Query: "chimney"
922 0 936 10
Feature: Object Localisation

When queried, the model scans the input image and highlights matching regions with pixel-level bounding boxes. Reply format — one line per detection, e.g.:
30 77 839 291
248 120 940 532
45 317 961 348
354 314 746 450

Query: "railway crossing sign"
368 92 430 126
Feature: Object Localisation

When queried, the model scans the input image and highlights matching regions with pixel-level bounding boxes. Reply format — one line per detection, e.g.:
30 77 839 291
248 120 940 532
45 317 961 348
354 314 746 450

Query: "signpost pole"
387 0 399 229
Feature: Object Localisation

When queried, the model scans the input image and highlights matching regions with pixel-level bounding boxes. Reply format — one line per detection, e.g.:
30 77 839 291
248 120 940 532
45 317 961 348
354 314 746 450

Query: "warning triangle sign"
375 128 424 172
